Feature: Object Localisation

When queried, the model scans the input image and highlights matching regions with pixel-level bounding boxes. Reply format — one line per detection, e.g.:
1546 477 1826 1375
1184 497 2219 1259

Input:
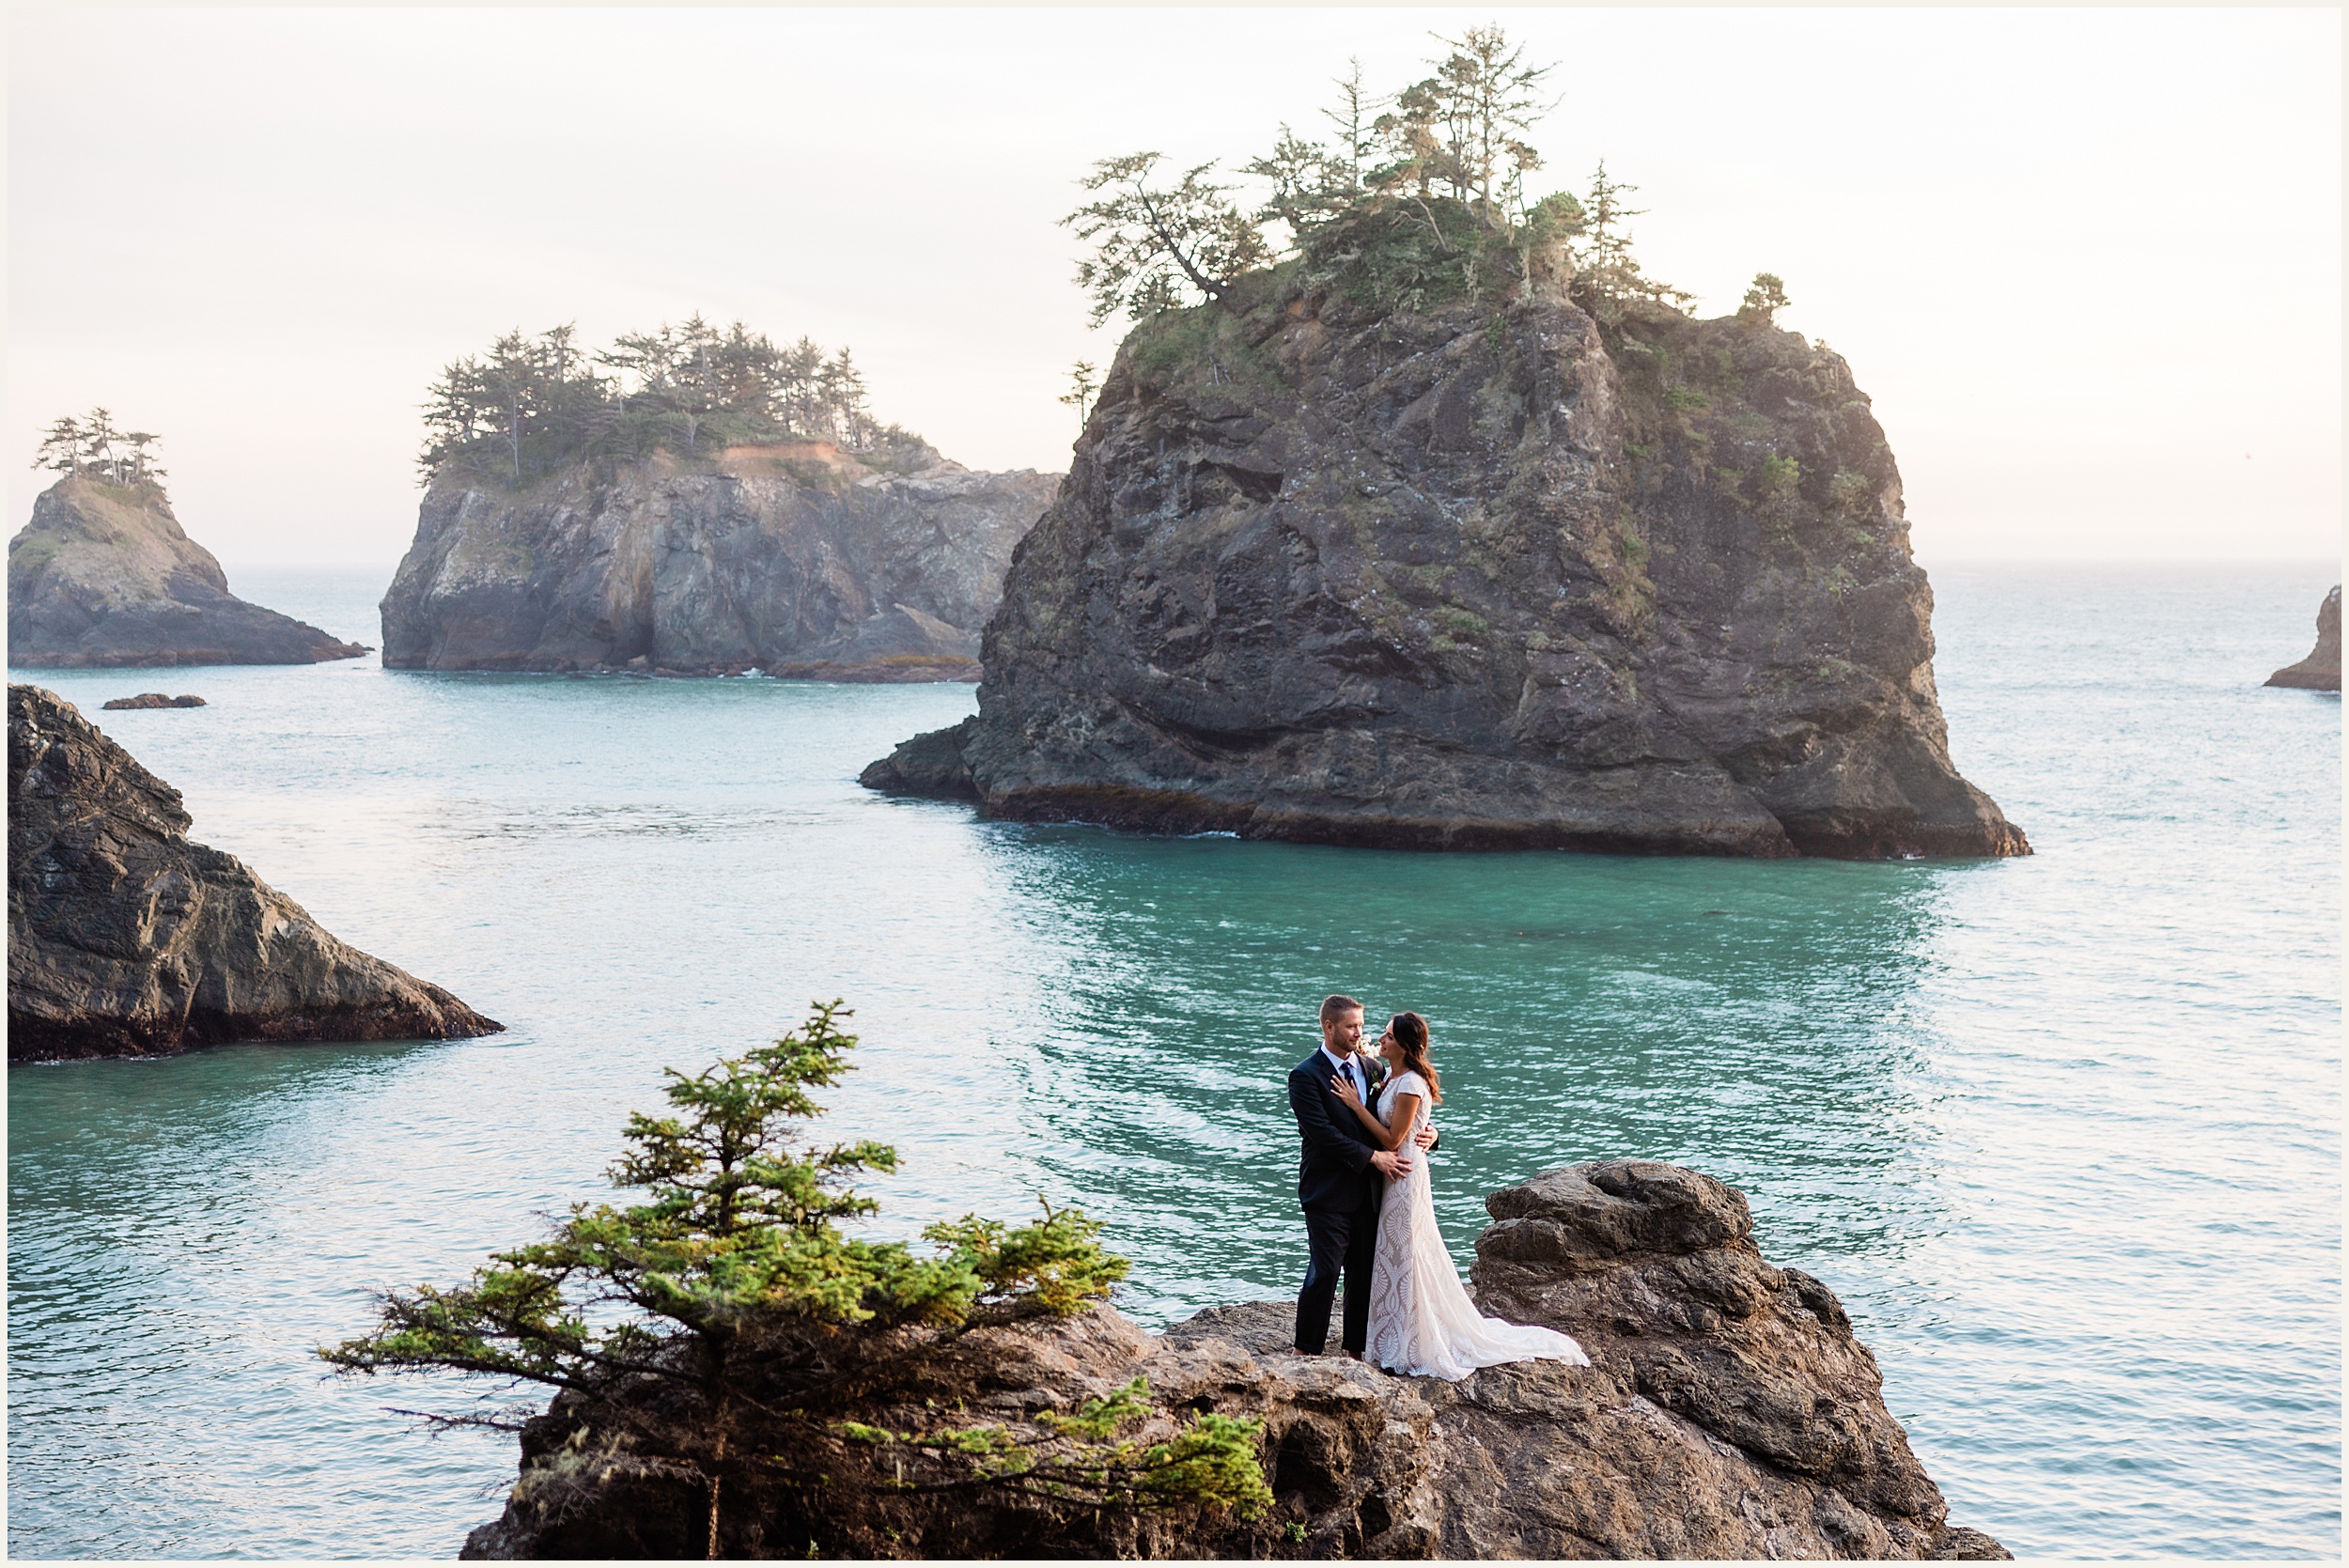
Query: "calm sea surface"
8 562 2340 1559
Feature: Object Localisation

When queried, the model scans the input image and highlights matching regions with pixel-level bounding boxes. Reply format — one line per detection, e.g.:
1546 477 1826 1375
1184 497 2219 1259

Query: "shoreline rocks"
8 476 366 668
459 1159 2007 1560
380 441 1057 681
865 280 2026 860
8 684 501 1061
2264 585 2340 691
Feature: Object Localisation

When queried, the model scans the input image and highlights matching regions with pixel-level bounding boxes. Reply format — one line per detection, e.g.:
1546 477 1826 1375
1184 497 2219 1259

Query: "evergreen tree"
419 319 902 484
323 1003 1264 1558
1739 272 1792 325
1064 152 1273 327
32 415 84 477
1059 360 1099 427
1069 29 1731 325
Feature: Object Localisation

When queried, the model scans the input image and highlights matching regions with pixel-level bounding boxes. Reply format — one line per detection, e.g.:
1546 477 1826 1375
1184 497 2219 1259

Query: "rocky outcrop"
865 281 2026 858
460 1160 2006 1560
2264 585 2340 691
380 441 1058 680
8 477 366 667
8 684 501 1060
101 692 206 710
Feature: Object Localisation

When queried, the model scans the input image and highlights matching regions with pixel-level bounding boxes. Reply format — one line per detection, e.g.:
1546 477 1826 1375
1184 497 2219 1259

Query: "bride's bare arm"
1330 1076 1421 1152
1377 1093 1423 1153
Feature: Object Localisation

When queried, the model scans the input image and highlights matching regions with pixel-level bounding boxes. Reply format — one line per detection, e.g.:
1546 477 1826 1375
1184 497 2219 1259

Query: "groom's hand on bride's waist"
1371 1148 1415 1177
1414 1122 1439 1152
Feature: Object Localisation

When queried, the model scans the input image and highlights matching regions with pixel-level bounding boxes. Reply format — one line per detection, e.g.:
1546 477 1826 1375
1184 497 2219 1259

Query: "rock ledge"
461 1158 2007 1560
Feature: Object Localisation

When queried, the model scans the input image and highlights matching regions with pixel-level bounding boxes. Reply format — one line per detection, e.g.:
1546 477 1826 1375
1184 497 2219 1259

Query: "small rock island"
9 476 366 669
2264 584 2340 691
461 1160 2008 1560
8 684 500 1060
379 321 1058 680
10 413 363 668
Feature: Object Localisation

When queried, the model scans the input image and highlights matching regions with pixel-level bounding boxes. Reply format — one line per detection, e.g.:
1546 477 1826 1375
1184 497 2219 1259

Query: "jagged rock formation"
865 282 2026 858
460 1160 2007 1560
101 692 206 710
380 440 1059 680
2264 585 2340 691
8 685 501 1060
8 476 366 667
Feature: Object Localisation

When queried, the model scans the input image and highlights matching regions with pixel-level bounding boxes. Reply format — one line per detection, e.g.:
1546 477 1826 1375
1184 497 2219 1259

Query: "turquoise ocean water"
7 562 2340 1558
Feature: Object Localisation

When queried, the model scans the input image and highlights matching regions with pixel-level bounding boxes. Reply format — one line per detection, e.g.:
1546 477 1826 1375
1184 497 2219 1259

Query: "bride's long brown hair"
1386 1012 1442 1103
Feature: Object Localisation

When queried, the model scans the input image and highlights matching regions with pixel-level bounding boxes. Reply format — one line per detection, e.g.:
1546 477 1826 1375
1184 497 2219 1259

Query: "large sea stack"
865 279 2026 858
8 684 501 1061
2264 584 2340 691
8 476 366 667
460 1160 2008 1560
380 440 1058 680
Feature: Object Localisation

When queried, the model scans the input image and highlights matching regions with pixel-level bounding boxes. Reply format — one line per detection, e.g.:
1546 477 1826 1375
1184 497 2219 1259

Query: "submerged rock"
101 692 206 710
866 282 2026 859
460 1159 2006 1560
8 476 366 668
8 684 501 1061
2264 585 2340 691
380 440 1058 680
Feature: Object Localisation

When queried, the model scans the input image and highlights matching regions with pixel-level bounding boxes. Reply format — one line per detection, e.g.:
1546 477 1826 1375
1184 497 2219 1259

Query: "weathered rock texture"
8 477 366 667
461 1159 2006 1560
381 441 1059 681
2264 584 2340 691
865 282 2026 858
8 684 502 1061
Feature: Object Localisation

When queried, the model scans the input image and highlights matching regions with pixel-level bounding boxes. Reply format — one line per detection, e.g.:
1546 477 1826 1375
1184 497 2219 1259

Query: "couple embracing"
1288 994 1589 1379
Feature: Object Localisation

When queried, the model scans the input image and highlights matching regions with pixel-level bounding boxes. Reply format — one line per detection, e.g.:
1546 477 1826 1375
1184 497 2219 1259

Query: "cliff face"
2264 585 2340 691
8 685 501 1060
459 1160 2007 1560
864 281 2025 858
8 477 366 668
380 442 1059 680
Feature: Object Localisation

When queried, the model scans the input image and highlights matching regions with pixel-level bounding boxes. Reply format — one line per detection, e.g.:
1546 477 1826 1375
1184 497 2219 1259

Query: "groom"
1288 993 1438 1358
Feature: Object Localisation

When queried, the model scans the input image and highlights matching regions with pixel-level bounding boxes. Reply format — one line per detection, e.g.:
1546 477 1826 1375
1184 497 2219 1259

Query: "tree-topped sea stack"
865 34 2027 859
9 411 365 668
380 318 1057 680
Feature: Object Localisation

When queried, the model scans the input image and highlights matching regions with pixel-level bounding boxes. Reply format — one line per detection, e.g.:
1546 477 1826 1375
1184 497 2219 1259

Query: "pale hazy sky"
8 7 2341 574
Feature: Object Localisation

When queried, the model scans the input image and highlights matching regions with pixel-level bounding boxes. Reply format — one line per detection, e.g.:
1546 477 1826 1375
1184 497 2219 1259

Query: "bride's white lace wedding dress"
1362 1071 1590 1380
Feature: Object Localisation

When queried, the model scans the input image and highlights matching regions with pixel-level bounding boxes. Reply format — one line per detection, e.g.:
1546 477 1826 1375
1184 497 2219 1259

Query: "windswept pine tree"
419 315 915 485
1065 27 1703 325
31 409 166 489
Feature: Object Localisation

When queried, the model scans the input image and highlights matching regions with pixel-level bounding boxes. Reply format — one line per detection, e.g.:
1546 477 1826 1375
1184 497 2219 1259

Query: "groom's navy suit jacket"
1289 1050 1386 1214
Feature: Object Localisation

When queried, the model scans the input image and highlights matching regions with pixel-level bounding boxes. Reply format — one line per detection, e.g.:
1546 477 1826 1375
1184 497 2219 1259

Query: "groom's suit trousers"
1296 1200 1379 1355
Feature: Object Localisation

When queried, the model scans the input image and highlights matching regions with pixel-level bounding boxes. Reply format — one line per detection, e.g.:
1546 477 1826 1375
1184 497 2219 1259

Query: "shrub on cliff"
322 1002 1268 1557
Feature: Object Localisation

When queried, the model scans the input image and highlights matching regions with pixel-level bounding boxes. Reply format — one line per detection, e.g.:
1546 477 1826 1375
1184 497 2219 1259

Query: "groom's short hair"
1319 993 1362 1026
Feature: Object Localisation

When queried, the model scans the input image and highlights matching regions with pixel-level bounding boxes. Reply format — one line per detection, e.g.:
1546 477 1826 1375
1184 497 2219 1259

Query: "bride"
1331 1013 1590 1380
